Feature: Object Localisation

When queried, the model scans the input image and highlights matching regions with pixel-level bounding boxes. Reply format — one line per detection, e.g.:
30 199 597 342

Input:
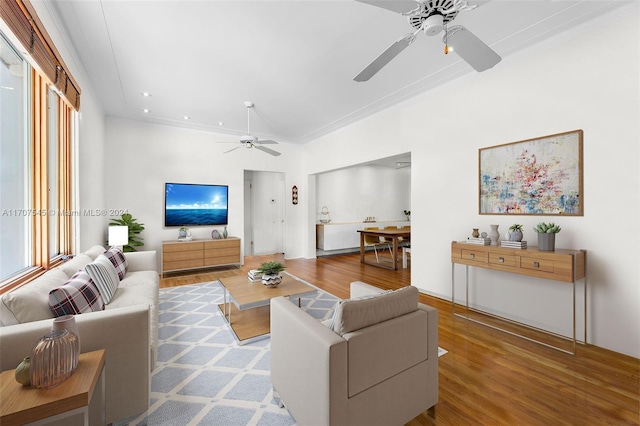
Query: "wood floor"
160 252 640 426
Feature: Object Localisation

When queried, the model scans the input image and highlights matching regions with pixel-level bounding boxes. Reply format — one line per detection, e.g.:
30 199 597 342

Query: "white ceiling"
43 0 628 145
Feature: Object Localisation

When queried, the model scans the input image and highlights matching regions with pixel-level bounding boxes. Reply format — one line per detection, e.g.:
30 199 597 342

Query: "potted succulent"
257 261 286 287
508 224 524 242
533 222 561 251
403 210 411 221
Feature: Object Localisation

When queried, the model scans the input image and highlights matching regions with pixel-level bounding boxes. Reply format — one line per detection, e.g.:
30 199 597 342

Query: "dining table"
357 228 411 270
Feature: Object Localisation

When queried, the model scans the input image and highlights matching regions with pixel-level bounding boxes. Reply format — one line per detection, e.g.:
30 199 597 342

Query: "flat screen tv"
164 183 228 227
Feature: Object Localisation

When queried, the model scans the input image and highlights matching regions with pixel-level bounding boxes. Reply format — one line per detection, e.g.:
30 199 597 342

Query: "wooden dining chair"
363 227 392 263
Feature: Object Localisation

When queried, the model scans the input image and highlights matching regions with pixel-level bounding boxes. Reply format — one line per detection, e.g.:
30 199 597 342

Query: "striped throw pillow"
49 270 105 316
105 247 128 280
85 254 121 303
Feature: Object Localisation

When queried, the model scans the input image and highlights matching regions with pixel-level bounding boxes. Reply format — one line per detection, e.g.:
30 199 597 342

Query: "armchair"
270 281 438 426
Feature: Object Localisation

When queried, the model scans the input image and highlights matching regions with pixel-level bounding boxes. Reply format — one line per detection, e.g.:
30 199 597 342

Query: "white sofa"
271 281 438 426
0 245 159 424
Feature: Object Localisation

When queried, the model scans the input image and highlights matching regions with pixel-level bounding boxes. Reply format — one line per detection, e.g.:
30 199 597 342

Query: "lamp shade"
108 226 129 247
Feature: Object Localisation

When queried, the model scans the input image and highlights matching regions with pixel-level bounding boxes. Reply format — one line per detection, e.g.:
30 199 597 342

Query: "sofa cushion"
105 247 128 280
85 254 121 304
57 254 93 278
330 286 419 336
0 269 69 325
49 270 105 316
84 245 107 261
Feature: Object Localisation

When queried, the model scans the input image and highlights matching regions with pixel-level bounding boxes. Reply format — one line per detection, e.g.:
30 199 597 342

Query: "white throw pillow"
85 254 121 304
0 269 68 325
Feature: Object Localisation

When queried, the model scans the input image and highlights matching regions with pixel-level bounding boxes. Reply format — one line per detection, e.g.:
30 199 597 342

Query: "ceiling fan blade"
443 25 501 72
355 0 421 14
354 34 415 82
256 139 279 145
254 145 281 157
224 146 241 154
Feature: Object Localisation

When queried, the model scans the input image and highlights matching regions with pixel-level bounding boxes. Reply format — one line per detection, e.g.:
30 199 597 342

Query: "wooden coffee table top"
219 274 316 310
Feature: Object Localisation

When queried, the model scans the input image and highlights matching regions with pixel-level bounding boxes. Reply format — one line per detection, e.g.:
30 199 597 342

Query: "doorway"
244 170 285 256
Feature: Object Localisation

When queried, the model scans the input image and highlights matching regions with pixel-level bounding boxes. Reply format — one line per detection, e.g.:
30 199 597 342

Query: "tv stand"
162 237 241 277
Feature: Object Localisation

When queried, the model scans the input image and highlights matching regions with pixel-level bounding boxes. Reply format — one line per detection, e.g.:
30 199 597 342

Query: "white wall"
104 118 308 264
315 165 411 223
303 10 640 357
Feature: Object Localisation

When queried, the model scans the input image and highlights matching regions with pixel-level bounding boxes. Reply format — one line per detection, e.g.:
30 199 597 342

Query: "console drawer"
489 252 517 267
520 256 555 273
461 249 488 263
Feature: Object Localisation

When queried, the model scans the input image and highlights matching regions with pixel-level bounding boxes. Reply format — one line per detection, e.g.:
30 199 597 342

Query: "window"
0 34 76 287
0 32 29 282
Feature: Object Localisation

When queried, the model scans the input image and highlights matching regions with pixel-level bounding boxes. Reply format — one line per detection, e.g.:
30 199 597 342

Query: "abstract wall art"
479 130 583 216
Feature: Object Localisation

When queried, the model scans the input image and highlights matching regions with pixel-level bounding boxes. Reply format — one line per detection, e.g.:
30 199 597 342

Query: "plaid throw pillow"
49 270 105 316
105 247 128 280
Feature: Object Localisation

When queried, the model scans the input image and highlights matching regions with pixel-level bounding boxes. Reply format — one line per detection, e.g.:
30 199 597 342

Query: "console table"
451 241 587 354
162 237 241 277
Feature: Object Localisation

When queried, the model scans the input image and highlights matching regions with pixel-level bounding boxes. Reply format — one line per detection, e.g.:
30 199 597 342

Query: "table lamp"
108 226 128 251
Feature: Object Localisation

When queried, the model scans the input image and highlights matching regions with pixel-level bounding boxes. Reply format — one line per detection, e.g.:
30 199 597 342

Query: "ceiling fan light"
423 13 444 36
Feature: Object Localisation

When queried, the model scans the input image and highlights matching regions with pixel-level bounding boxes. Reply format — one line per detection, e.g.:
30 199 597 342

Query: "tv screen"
164 183 228 227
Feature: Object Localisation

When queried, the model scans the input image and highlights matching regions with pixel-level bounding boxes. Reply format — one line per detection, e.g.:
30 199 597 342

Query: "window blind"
0 0 81 110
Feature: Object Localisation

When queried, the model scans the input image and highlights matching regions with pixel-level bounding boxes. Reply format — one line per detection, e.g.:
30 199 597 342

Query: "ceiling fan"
354 0 501 82
219 101 281 156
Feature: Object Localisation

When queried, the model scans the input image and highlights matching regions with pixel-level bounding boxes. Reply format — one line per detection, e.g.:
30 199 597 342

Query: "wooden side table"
0 349 106 426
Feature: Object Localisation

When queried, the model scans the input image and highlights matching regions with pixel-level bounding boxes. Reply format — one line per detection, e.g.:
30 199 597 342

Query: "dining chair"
363 227 392 263
399 225 411 247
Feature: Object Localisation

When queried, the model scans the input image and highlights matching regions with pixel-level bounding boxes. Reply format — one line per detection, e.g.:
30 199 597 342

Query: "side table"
0 349 106 426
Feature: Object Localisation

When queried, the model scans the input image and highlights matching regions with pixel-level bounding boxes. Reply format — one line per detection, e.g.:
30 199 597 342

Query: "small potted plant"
257 261 286 287
179 227 189 238
533 222 561 251
403 210 411 221
508 224 524 242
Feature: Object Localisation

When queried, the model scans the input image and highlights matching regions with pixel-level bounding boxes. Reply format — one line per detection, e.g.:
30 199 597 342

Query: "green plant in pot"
108 213 145 252
508 224 524 242
257 261 286 287
403 210 411 221
533 222 561 251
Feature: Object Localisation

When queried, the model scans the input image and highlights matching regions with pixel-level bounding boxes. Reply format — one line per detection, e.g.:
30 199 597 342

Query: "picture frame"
479 130 583 216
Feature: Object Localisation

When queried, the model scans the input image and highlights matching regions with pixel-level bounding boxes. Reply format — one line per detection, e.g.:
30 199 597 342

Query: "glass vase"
30 330 78 389
52 314 81 369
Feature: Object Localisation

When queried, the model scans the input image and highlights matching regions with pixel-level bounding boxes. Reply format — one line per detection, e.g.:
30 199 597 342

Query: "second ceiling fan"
354 0 501 82
220 102 281 157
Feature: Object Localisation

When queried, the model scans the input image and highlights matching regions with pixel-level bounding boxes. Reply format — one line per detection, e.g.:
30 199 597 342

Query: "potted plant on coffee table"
257 261 286 287
533 222 561 251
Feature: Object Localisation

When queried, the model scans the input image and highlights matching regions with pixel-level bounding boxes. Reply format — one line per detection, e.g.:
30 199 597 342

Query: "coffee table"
218 273 316 345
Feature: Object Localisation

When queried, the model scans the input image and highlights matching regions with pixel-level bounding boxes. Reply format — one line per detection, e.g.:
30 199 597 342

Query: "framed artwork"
479 130 583 216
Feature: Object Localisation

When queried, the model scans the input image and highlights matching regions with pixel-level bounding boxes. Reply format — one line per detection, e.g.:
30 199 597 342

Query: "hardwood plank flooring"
160 252 640 425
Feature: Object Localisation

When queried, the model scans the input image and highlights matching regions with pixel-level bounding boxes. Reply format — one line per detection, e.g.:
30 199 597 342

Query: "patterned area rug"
119 279 337 426
119 278 447 425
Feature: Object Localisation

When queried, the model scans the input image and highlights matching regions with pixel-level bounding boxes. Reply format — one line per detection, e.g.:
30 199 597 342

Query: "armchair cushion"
330 286 419 336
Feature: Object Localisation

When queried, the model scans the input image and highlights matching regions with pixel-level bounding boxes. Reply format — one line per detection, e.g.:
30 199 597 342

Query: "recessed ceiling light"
143 109 150 113
218 122 224 126
183 116 191 120
141 92 151 97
